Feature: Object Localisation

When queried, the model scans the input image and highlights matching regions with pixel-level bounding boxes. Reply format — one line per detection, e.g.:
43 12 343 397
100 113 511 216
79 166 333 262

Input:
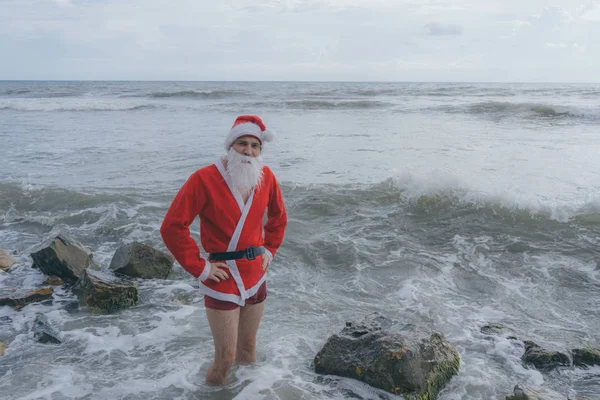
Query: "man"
160 115 287 385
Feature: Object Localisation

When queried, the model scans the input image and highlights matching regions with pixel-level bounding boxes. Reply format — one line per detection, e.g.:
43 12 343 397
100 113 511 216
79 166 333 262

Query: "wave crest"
283 176 600 225
128 90 242 99
465 101 594 119
283 100 390 110
0 103 159 112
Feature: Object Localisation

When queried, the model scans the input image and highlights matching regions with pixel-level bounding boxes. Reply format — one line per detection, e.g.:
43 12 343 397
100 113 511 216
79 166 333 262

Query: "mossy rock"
73 269 138 313
521 340 570 370
314 313 459 399
480 323 505 335
572 347 600 367
109 242 174 279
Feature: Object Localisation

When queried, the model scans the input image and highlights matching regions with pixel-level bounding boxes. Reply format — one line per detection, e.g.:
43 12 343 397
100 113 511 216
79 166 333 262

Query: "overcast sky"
1 0 599 82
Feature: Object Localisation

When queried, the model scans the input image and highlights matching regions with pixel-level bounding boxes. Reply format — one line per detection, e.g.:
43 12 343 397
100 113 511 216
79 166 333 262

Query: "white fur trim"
264 249 273 262
224 122 275 151
199 275 266 307
225 189 255 301
213 159 257 302
198 259 210 282
261 129 274 143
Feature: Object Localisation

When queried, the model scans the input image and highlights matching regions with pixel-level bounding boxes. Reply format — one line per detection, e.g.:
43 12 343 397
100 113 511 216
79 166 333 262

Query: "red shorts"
204 282 267 310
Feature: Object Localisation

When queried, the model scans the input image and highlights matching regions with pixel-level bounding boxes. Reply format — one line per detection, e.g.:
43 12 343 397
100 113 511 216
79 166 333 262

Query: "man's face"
232 136 262 158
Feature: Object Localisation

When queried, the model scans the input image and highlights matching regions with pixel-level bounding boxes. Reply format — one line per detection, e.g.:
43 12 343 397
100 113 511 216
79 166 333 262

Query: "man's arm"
160 172 210 281
263 175 287 259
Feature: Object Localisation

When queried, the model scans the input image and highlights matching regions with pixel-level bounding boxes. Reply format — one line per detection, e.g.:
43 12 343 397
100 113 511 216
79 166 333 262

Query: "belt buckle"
246 246 256 260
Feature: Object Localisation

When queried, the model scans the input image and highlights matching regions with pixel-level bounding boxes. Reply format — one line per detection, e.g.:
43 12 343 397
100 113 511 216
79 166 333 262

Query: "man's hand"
262 253 272 271
207 261 229 282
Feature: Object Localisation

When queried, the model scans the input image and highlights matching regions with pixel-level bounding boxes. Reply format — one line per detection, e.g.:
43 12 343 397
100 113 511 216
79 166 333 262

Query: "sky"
1 0 599 82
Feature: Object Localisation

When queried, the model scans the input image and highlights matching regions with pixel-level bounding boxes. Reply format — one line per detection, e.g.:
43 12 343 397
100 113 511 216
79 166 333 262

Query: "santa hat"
224 115 275 151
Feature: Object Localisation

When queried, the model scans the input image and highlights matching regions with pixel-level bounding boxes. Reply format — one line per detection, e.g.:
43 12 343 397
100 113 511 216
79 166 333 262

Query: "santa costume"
161 115 287 306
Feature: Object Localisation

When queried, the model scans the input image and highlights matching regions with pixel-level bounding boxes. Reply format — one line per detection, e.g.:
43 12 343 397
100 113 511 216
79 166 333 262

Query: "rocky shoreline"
1 235 599 399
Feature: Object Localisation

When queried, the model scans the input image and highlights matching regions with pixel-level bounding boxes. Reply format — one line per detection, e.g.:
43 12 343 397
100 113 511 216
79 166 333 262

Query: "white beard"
225 148 264 196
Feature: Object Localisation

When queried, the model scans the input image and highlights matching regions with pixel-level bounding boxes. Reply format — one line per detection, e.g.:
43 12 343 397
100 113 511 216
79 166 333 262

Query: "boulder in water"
73 269 138 313
505 384 566 400
480 323 505 335
521 340 570 370
314 313 460 399
109 242 174 279
32 313 61 344
572 347 600 367
30 235 98 283
0 249 18 272
0 342 7 356
42 276 65 286
0 288 54 308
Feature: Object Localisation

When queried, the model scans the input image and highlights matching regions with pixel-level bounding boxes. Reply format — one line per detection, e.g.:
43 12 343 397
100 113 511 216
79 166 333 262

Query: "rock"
0 342 7 356
0 288 54 308
505 242 533 253
314 314 459 399
32 313 61 344
58 299 80 312
521 341 570 370
505 384 566 400
73 269 138 313
0 249 18 272
42 276 65 286
30 235 98 283
480 323 505 335
109 242 174 279
572 347 600 367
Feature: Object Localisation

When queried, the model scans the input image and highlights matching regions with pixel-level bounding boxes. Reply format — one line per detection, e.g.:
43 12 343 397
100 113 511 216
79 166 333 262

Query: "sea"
0 81 599 400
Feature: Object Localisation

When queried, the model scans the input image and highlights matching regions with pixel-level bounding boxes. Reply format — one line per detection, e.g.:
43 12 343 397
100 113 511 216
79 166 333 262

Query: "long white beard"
225 148 264 196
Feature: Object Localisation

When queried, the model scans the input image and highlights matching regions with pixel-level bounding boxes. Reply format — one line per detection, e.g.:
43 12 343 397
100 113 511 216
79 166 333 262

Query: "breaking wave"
434 101 598 120
0 103 159 112
134 90 243 99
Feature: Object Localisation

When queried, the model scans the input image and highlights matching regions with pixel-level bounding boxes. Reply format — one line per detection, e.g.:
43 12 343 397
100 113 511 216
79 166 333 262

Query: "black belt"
209 246 265 261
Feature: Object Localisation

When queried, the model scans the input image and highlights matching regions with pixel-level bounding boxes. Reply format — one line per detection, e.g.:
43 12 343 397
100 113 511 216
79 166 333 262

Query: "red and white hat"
224 115 275 151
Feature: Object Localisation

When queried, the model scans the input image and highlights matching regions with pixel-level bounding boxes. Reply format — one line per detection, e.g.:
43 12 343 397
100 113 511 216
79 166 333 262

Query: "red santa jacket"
160 160 287 306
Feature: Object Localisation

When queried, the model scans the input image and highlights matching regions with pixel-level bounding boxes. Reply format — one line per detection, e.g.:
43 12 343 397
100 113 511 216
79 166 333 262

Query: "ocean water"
1 81 599 400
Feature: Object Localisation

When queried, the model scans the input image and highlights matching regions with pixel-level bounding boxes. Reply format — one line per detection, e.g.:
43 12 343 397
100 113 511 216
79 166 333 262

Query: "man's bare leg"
235 301 265 364
205 307 240 385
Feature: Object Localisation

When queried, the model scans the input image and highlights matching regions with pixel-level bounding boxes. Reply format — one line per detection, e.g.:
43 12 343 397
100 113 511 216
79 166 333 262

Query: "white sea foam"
14 366 94 400
0 98 159 112
391 168 600 222
61 306 197 356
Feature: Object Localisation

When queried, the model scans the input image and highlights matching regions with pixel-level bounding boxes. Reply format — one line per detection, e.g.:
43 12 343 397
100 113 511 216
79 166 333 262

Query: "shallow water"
1 81 599 399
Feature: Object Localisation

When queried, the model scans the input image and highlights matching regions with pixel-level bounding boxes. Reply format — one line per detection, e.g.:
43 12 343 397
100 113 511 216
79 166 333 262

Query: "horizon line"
1 79 599 84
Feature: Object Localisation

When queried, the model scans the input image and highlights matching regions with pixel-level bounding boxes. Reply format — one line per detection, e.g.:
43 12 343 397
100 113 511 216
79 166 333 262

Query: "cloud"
545 42 569 48
579 4 600 21
529 6 573 28
424 22 463 36
0 0 598 81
